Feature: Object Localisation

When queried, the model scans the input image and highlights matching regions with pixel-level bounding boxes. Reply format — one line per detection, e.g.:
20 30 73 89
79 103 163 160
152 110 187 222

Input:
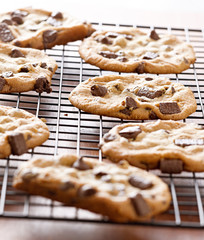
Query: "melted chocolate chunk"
119 126 142 139
118 57 128 62
105 32 119 38
0 76 6 91
22 171 38 181
91 84 107 97
2 19 13 25
51 11 63 19
145 77 153 81
103 133 117 142
129 175 153 189
59 181 75 191
124 34 133 40
135 62 145 74
143 52 159 60
48 67 53 72
130 193 150 216
125 96 137 109
160 159 183 174
149 110 158 119
10 48 25 58
32 63 38 67
34 77 52 93
150 30 160 40
174 138 204 147
40 62 47 68
19 66 29 72
46 17 62 27
72 157 91 171
94 170 108 178
136 87 164 99
77 184 97 197
119 108 131 116
159 102 181 114
11 15 23 25
8 132 27 155
0 23 15 42
171 86 175 94
2 71 13 78
43 30 57 47
99 36 112 45
99 51 118 59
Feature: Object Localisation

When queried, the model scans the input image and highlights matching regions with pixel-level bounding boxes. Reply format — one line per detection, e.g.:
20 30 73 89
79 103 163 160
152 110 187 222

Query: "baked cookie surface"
100 120 204 172
0 105 49 158
0 8 94 49
69 74 196 120
79 28 196 73
13 154 171 222
0 43 57 93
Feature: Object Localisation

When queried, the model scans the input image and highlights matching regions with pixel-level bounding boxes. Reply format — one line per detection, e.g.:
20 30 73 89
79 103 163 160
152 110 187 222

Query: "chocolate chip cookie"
13 154 171 222
0 43 57 93
100 120 204 172
0 105 49 158
0 8 94 49
79 28 196 73
69 74 196 120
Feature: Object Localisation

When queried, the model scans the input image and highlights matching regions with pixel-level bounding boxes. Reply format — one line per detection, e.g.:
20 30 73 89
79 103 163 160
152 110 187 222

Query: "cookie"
13 154 171 222
79 28 196 73
100 120 204 172
69 74 196 120
0 8 94 49
0 43 57 93
0 105 49 158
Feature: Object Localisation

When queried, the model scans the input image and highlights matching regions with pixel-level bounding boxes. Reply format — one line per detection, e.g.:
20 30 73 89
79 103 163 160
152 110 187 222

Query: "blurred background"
1 0 204 28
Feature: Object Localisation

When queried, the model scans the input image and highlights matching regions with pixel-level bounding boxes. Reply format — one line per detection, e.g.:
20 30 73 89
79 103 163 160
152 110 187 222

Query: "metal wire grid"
0 22 204 228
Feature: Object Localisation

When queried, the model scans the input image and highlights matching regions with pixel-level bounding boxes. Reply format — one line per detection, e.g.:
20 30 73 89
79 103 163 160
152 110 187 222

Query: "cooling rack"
0 22 204 228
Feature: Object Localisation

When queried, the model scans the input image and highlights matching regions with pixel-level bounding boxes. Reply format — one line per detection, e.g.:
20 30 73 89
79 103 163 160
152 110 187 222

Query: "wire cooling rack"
0 22 204 228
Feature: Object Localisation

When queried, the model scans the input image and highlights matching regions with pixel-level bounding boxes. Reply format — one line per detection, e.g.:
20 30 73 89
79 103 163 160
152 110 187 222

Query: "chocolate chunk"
2 19 13 25
13 40 21 47
19 66 29 72
10 48 25 58
94 170 108 178
126 96 137 109
136 87 164 99
159 102 181 114
150 30 160 40
99 50 118 59
119 126 142 139
0 76 6 91
118 57 128 62
184 57 189 64
51 11 63 19
72 157 91 171
135 62 145 74
143 52 159 60
160 159 183 174
128 175 153 189
2 71 13 78
0 23 15 42
40 62 47 68
103 133 117 142
11 15 23 25
149 110 158 119
119 108 131 116
11 10 28 17
46 17 62 27
77 184 97 197
43 30 57 47
130 193 150 216
34 77 52 93
22 171 38 182
124 34 133 40
7 132 27 155
171 86 175 94
48 67 53 72
145 77 153 81
99 36 112 45
105 32 119 38
174 138 204 147
59 181 75 191
91 84 107 97
32 63 38 67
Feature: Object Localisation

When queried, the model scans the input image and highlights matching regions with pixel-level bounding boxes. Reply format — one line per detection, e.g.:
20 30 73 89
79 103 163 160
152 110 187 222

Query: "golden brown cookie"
0 43 57 93
100 120 204 172
0 105 49 158
13 154 171 222
79 28 196 73
0 8 94 49
69 74 196 120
